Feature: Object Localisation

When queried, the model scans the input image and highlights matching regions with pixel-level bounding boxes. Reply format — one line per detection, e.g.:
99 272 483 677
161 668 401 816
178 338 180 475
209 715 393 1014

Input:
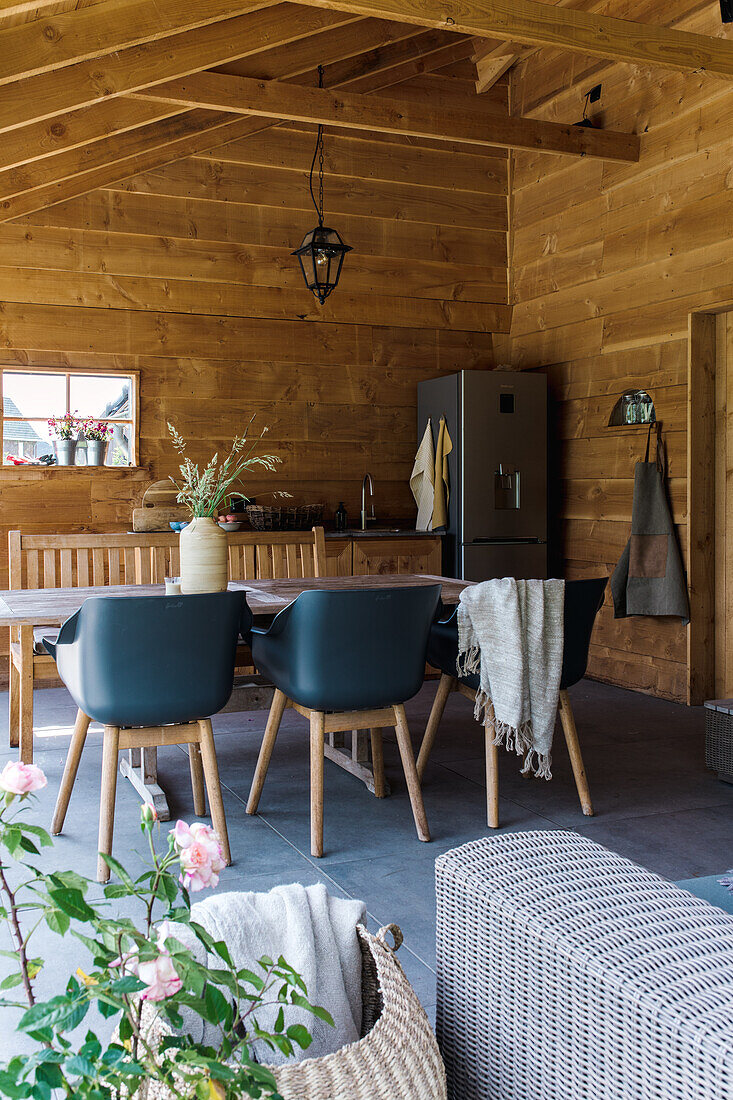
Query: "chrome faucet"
361 472 376 530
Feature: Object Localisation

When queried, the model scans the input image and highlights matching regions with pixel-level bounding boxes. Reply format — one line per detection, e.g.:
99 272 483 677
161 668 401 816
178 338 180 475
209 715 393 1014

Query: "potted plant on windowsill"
81 418 114 465
47 412 79 466
168 418 284 594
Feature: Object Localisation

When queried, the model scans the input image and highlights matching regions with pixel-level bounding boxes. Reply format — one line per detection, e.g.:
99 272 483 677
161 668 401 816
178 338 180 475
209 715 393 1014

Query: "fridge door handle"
469 537 546 545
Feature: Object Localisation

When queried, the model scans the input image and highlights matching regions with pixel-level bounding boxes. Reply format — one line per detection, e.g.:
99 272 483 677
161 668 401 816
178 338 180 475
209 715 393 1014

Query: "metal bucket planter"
86 439 108 466
53 438 77 466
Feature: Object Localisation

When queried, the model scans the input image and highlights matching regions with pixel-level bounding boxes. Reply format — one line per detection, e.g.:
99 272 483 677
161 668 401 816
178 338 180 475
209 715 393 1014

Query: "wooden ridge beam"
136 70 640 161
0 0 277 87
288 0 733 78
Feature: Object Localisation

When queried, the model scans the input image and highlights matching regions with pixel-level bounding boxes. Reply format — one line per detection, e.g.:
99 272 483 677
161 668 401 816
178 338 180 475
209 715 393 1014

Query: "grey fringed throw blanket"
457 577 565 779
172 884 366 1064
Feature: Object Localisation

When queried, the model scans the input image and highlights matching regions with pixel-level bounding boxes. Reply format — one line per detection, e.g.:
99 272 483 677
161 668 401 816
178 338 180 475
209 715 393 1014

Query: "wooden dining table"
0 573 469 817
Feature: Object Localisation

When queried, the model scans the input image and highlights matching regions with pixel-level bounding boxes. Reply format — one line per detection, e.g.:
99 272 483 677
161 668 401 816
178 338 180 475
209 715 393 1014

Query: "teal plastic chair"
47 592 250 882
245 585 441 857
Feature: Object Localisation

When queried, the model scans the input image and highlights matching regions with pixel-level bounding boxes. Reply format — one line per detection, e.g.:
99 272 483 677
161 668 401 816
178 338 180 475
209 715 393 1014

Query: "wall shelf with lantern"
607 389 658 429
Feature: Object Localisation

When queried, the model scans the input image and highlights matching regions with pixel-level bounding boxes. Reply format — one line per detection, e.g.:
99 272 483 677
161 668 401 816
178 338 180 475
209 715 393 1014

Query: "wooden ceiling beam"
217 17 421 81
0 112 274 221
0 0 278 87
472 38 521 93
339 36 474 93
136 70 640 161
304 27 468 90
288 0 733 78
0 4 357 136
0 99 187 175
0 9 493 220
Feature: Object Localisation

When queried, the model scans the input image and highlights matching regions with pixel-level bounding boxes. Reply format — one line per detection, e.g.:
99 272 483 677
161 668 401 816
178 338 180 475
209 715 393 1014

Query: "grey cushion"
33 627 58 656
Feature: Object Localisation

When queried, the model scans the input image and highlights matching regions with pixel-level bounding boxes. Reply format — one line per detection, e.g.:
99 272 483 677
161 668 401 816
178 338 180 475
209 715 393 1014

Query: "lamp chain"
308 65 326 226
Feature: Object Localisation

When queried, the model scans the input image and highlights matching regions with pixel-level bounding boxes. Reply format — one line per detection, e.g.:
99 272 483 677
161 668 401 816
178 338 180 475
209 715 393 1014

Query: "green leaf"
0 973 23 991
289 993 334 1025
22 825 52 848
47 887 95 922
44 908 70 936
97 854 134 892
285 1024 312 1049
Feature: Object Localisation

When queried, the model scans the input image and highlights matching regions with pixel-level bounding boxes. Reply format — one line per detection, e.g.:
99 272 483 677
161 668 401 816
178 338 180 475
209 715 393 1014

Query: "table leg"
119 746 171 821
18 625 34 763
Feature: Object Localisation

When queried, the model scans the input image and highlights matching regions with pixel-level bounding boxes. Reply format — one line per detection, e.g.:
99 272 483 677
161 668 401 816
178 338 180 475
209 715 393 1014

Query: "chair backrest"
430 577 608 691
54 592 250 727
255 585 441 711
560 577 607 689
8 527 326 590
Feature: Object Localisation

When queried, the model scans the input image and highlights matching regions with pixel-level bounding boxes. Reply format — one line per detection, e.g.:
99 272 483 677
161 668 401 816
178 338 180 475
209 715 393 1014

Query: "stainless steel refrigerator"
417 370 548 581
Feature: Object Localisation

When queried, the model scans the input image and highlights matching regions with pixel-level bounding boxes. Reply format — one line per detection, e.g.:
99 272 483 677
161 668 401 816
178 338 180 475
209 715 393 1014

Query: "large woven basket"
140 924 446 1100
246 504 324 531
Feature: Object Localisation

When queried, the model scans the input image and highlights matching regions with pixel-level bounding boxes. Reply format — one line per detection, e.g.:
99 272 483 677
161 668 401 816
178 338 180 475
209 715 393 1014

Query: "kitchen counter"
325 527 443 539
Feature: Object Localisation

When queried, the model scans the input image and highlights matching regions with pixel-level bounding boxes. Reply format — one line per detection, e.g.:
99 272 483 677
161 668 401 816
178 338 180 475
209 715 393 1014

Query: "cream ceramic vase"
179 517 228 594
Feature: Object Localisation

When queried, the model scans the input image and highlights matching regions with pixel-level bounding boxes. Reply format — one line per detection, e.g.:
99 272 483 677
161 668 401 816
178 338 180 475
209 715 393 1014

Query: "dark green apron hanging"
610 423 689 623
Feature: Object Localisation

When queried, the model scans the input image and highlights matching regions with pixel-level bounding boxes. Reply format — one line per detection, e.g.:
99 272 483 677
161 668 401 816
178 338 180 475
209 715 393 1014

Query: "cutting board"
132 479 188 532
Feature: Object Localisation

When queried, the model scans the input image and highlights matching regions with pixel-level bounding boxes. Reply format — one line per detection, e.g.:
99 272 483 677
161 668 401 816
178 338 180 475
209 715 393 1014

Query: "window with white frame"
1 369 138 467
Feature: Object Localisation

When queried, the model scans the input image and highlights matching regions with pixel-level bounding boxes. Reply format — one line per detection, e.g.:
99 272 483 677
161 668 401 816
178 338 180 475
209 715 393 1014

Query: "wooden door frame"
687 303 733 704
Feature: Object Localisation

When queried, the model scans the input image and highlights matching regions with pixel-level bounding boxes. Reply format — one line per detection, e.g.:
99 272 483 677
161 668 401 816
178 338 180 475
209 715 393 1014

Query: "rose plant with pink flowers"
0 782 330 1100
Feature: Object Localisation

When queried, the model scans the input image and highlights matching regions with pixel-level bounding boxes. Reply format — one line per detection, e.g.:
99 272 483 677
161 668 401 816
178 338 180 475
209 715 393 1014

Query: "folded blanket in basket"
457 577 564 779
172 883 366 1064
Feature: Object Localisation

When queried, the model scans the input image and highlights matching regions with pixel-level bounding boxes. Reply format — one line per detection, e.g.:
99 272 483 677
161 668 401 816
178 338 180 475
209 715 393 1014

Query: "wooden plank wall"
498 0 733 702
0 68 508 683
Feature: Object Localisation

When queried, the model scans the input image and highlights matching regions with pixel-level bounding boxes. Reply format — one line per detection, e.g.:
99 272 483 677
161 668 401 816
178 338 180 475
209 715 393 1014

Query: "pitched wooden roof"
0 0 730 224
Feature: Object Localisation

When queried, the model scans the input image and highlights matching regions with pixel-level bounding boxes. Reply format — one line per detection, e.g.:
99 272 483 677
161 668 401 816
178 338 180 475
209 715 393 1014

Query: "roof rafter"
0 0 278 86
288 0 733 78
0 24 488 222
0 3 358 136
135 69 640 160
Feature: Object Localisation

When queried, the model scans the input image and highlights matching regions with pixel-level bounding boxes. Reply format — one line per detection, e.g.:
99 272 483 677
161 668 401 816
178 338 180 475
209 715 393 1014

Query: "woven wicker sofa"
435 831 733 1100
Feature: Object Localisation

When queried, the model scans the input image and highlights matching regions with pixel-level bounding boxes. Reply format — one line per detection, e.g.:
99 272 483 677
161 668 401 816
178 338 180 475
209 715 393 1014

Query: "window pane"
106 424 132 466
4 371 66 420
3 419 54 464
70 374 131 420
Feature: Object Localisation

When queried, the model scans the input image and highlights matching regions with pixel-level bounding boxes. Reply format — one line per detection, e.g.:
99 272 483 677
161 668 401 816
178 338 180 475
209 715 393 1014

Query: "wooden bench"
8 527 326 762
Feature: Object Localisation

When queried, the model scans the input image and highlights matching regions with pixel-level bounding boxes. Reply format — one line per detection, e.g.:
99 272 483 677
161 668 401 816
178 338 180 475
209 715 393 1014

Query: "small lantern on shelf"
292 65 352 305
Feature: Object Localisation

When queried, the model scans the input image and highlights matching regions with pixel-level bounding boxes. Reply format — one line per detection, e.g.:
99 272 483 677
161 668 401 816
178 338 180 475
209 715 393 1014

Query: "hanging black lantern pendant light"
292 65 352 305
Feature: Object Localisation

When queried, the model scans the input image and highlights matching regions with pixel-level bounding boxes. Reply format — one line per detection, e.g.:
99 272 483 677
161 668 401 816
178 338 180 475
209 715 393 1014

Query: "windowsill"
0 464 145 473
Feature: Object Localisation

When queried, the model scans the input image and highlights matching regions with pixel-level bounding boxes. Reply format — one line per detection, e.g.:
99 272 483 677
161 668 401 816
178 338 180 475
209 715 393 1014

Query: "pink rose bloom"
171 820 225 892
136 951 182 1002
117 921 182 1002
0 761 47 796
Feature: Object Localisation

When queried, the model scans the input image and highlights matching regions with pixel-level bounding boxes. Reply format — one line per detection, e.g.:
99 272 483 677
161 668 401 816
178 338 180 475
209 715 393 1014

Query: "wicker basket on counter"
246 503 324 531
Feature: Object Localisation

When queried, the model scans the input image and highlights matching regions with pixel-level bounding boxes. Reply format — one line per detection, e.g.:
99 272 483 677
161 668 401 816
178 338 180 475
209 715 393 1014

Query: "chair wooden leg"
18 625 34 764
369 728 386 798
393 704 430 843
188 743 206 817
558 689 594 817
198 719 231 865
310 710 325 858
246 689 287 815
417 673 455 781
52 709 91 836
98 725 120 883
9 637 19 749
484 720 500 829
